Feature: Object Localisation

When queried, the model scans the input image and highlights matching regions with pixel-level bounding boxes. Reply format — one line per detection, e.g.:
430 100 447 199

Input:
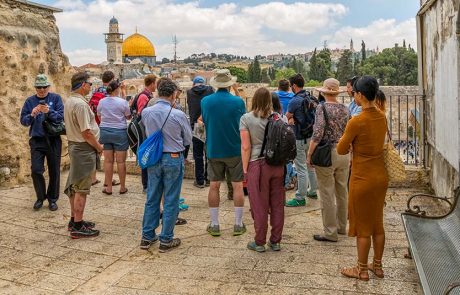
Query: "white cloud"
65 48 105 65
55 0 348 65
324 18 417 51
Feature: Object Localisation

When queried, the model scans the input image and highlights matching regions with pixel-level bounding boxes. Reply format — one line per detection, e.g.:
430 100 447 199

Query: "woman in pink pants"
240 87 285 252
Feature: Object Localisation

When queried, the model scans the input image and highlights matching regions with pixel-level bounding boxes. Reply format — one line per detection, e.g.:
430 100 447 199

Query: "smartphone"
38 100 47 105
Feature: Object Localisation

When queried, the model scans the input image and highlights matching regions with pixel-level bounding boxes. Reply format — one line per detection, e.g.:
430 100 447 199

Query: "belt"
163 152 183 156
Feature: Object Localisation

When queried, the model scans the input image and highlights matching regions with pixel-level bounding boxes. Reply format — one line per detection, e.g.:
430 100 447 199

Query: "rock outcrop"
0 0 73 186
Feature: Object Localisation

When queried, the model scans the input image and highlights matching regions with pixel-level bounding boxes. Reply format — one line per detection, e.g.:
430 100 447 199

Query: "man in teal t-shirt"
201 69 246 237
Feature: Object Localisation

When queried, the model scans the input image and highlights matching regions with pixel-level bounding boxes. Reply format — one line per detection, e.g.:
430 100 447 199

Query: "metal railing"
132 93 425 167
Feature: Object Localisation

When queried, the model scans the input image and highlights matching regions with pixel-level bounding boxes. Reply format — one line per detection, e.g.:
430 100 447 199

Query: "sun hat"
192 76 205 85
34 74 50 87
210 69 237 89
316 78 345 95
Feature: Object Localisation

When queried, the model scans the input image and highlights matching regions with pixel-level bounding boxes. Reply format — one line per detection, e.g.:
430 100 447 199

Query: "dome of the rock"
122 33 155 57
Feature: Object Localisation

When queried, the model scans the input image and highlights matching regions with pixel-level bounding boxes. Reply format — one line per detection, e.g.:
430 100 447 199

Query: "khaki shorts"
208 157 243 182
68 174 93 196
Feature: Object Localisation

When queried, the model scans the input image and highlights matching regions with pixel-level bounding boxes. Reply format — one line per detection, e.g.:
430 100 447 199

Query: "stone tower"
104 17 124 63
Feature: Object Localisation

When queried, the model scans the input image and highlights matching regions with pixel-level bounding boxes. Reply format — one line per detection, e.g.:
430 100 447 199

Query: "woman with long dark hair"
337 76 389 280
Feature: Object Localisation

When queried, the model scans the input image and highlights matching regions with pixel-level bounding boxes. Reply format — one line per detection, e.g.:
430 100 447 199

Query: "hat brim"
35 83 50 87
210 76 237 89
315 87 345 95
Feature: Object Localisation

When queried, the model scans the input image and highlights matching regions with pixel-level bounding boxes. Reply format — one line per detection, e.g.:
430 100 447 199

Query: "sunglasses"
35 86 49 90
84 81 93 86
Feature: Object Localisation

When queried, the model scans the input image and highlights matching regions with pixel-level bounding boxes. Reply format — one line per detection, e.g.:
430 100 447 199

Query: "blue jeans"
284 162 296 187
141 153 184 242
294 139 318 200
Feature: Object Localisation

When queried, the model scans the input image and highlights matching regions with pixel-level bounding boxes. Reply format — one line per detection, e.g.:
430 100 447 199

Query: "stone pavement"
0 171 425 294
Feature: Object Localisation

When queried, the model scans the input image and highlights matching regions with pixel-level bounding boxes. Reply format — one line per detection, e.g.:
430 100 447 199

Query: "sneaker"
247 241 266 252
193 181 205 189
205 180 210 187
68 220 96 231
268 241 281 251
179 197 185 204
307 192 318 199
179 203 189 211
285 198 306 207
140 236 159 250
70 225 100 239
233 223 247 236
159 238 181 253
207 223 221 237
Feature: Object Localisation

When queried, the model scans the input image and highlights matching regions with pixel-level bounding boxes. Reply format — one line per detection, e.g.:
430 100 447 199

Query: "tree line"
228 41 418 87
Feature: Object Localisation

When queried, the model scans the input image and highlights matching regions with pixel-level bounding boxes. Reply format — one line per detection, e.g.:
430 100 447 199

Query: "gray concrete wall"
418 0 460 197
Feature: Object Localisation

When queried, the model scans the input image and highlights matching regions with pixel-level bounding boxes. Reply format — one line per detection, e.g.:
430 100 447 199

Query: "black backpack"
259 113 297 166
127 119 146 156
298 92 318 139
130 90 153 120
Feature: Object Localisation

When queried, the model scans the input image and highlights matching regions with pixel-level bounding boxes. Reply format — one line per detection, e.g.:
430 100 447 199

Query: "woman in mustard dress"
336 76 389 281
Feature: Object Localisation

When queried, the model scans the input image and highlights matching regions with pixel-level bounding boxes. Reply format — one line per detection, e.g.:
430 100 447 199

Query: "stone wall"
0 0 74 186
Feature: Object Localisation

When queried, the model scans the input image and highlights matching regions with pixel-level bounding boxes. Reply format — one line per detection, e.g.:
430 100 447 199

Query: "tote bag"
383 128 406 182
137 107 173 169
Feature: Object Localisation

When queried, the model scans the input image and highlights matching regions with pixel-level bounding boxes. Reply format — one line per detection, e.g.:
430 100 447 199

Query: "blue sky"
35 0 420 65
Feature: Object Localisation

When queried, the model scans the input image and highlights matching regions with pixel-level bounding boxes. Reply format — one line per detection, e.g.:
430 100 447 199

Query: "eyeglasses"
84 81 93 86
35 86 49 90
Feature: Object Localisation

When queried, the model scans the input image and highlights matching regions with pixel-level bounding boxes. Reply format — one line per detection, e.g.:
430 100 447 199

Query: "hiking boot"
193 181 205 189
285 198 306 207
68 220 96 231
268 241 281 251
233 223 247 236
307 192 318 199
70 225 100 239
247 241 266 253
207 223 221 237
159 238 181 253
140 236 159 250
179 203 189 211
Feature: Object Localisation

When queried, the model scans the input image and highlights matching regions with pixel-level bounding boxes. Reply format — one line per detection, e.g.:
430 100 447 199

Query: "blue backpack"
137 107 173 169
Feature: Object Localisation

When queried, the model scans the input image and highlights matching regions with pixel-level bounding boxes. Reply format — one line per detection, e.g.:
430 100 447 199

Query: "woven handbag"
383 128 406 182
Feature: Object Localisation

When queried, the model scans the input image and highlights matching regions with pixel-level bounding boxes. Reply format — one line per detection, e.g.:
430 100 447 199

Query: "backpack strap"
258 114 275 158
160 106 173 131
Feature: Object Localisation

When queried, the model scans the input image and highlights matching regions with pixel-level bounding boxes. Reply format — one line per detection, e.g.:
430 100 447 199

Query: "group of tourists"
21 67 389 280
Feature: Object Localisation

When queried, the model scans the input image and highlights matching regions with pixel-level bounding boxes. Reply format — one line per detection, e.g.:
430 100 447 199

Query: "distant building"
104 17 124 63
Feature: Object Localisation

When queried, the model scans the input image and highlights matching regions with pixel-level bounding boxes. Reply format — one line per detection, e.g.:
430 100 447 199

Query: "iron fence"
136 93 425 167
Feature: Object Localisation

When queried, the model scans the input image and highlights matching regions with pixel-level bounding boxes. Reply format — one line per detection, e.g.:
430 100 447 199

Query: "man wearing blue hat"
187 76 214 188
20 74 64 211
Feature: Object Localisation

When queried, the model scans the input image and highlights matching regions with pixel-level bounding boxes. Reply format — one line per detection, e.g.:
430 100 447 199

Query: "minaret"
104 17 124 63
350 39 354 52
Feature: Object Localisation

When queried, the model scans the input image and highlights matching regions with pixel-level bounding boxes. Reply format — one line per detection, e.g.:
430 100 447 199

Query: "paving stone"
0 171 428 294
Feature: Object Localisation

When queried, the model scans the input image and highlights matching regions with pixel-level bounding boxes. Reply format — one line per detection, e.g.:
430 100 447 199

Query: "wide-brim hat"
210 69 237 88
34 74 51 87
316 78 345 95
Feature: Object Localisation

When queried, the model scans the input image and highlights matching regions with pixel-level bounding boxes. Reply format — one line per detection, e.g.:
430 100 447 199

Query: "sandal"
91 180 101 186
120 188 128 195
369 259 384 278
341 261 369 281
104 180 120 187
102 189 112 195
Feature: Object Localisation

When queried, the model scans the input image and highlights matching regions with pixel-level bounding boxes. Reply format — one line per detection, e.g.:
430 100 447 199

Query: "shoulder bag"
311 104 332 167
383 126 406 182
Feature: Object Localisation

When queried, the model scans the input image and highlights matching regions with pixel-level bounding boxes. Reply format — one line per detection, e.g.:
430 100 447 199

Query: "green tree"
309 48 332 82
271 68 296 86
361 40 366 66
305 80 322 87
226 66 248 83
336 50 353 84
358 44 418 85
247 63 254 83
252 57 262 82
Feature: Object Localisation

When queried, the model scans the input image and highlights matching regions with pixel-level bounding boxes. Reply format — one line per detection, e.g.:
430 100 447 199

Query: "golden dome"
122 33 155 57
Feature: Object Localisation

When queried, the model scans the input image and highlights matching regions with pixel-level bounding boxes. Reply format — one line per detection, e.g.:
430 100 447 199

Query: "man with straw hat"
201 69 247 237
